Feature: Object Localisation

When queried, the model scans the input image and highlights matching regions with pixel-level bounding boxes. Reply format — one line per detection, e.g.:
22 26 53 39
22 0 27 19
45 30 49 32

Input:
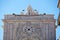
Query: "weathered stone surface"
3 6 56 40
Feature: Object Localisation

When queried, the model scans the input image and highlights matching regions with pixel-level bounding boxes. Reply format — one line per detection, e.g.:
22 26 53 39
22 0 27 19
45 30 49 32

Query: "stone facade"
3 6 56 40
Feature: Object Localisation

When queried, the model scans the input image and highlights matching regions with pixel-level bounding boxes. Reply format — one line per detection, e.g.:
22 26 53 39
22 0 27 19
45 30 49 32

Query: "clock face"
23 26 33 33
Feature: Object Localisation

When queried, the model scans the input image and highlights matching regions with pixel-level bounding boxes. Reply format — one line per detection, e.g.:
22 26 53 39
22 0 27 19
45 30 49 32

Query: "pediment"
20 5 39 15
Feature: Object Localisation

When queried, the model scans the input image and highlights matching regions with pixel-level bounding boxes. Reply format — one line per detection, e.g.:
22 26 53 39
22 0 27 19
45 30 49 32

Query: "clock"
23 26 33 33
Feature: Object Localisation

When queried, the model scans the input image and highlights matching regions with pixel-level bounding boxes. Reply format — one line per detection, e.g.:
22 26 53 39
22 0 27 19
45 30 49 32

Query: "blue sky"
0 0 60 40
